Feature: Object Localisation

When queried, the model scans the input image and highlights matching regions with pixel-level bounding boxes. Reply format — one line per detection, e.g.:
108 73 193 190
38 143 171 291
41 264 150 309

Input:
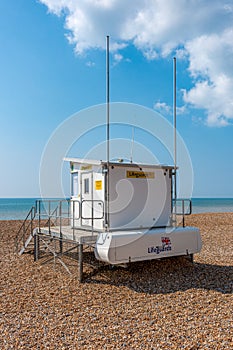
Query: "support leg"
59 238 63 254
189 253 194 263
34 232 39 261
79 244 83 282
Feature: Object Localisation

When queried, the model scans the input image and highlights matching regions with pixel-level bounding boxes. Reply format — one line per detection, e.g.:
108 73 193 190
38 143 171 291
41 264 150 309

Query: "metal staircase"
15 205 37 255
14 198 95 282
15 200 68 255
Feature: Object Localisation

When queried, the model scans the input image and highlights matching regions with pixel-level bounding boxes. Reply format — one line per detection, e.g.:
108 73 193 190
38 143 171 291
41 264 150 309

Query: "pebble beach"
1 213 233 349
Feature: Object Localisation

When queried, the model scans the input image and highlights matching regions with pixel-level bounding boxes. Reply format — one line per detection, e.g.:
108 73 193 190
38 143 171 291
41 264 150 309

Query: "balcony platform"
39 225 99 245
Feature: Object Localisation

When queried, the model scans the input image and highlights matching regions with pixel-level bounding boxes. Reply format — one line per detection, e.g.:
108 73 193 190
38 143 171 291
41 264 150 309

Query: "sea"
0 197 233 220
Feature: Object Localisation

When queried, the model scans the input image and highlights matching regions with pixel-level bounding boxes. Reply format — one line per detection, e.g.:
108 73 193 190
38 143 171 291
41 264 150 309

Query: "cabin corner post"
103 164 109 231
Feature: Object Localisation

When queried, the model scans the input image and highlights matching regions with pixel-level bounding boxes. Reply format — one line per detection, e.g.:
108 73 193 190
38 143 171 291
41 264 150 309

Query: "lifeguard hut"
64 157 202 266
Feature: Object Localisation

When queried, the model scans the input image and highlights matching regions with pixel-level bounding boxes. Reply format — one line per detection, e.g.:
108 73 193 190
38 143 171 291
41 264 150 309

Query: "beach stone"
0 214 233 349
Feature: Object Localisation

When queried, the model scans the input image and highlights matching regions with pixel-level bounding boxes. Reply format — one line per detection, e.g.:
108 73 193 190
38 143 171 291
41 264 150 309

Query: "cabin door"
80 172 93 228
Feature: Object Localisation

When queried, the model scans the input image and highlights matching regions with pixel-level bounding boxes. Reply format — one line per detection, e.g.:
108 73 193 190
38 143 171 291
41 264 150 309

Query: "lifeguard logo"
148 237 172 254
126 170 155 179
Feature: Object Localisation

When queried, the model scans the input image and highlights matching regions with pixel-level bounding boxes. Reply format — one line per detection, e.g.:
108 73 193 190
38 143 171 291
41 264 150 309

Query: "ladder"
15 200 61 255
15 205 37 255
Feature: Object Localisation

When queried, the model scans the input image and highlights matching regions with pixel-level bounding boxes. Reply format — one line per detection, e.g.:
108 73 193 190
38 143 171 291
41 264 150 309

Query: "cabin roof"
64 157 175 170
64 157 102 166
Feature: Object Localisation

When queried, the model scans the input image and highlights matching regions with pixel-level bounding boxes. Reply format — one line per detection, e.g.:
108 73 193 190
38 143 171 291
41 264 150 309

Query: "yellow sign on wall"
126 171 155 179
81 164 92 170
95 180 102 190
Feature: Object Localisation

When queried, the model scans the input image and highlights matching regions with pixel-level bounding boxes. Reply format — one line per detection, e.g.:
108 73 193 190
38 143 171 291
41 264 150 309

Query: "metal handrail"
172 198 192 227
36 199 79 242
16 198 103 254
15 198 78 254
173 199 192 215
15 206 36 253
36 199 70 234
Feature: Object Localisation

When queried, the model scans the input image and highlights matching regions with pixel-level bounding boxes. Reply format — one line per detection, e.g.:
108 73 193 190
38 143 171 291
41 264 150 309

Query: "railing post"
31 208 33 237
59 201 63 254
79 243 83 282
23 224 26 246
39 201 41 232
173 199 177 227
16 237 18 254
182 200 185 227
59 201 62 231
48 201 51 234
35 200 38 215
91 199 94 235
72 200 75 241
67 199 70 221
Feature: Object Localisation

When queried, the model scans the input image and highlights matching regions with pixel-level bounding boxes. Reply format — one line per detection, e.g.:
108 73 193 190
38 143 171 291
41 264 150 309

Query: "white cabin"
65 158 174 231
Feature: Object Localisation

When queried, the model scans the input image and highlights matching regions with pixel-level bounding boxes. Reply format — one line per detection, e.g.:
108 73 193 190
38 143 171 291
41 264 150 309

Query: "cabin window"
84 178 89 194
71 173 79 197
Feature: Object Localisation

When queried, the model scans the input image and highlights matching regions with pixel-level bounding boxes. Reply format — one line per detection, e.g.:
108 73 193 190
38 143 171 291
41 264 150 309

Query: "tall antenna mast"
173 57 177 210
130 127 135 163
106 35 110 230
106 35 110 166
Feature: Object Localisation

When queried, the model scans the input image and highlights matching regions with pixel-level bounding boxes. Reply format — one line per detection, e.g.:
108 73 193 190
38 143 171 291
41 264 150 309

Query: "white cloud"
176 105 187 115
39 0 233 126
113 53 123 64
154 101 171 115
86 61 95 67
183 29 233 126
154 101 187 117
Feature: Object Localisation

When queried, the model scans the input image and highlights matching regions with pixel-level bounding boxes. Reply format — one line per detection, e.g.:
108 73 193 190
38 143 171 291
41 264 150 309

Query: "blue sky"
0 0 232 198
